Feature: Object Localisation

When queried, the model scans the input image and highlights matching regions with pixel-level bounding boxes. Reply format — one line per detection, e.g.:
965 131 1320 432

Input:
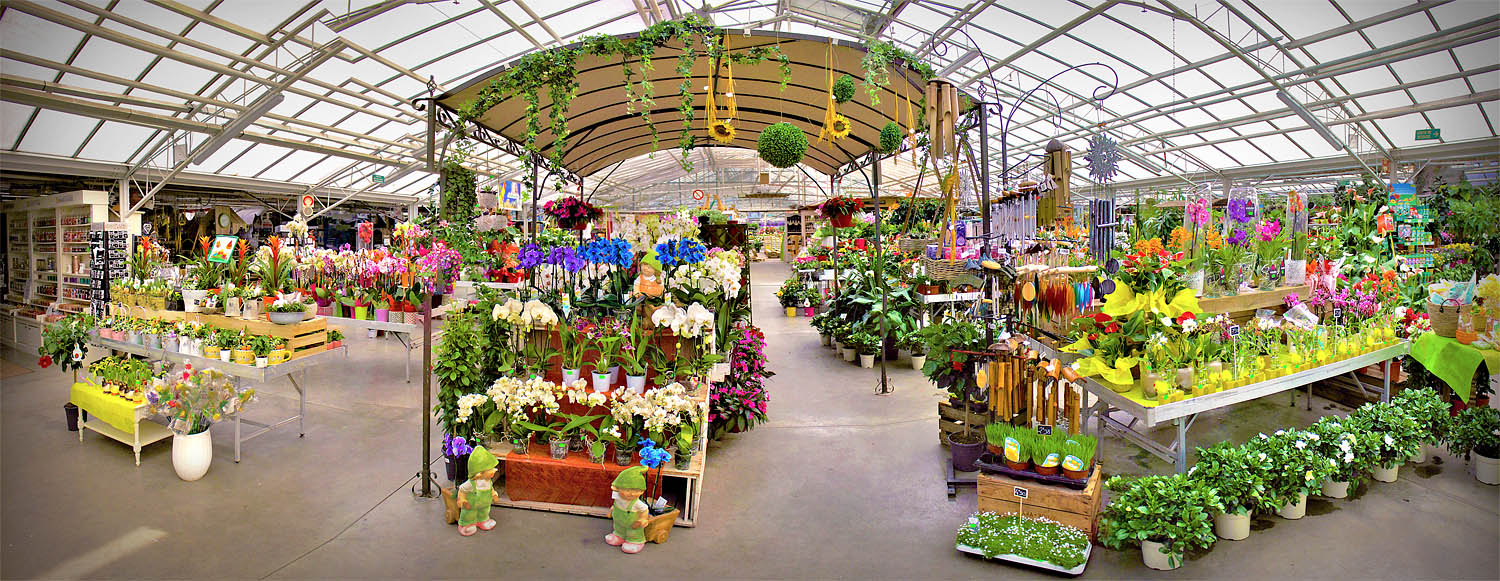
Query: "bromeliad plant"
1099 473 1223 568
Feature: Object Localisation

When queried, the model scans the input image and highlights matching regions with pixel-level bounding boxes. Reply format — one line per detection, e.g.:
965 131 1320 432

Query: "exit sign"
1415 128 1441 140
371 174 386 184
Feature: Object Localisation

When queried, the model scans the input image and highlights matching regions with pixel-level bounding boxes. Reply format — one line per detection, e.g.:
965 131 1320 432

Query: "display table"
1036 340 1409 473
1409 333 1499 402
323 316 419 382
70 381 171 465
92 336 346 462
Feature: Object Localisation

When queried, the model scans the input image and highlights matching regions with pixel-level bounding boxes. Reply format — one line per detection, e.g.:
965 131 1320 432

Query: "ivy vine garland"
832 74 856 104
757 122 809 168
879 121 903 154
440 158 477 225
860 40 936 106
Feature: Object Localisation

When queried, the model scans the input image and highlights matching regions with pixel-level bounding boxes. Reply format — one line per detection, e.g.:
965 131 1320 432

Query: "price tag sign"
1037 424 1053 436
1229 325 1241 338
1013 486 1029 499
1333 308 1343 319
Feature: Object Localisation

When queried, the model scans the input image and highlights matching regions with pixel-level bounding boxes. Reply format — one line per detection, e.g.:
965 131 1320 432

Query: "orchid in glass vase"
1253 219 1287 290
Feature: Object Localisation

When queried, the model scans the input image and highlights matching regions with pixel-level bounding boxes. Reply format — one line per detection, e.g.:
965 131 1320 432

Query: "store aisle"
2 260 1496 579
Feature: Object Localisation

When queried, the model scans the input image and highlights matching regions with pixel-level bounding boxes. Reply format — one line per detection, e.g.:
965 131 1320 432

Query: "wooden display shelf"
978 465 1103 540
114 306 329 358
1197 284 1308 316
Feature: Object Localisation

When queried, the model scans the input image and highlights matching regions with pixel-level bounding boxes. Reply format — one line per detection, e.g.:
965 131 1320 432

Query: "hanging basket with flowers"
543 196 603 230
820 196 862 228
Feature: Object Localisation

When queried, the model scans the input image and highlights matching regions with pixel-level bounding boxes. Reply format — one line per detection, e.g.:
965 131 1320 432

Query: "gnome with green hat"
632 257 664 299
605 466 650 553
455 447 500 536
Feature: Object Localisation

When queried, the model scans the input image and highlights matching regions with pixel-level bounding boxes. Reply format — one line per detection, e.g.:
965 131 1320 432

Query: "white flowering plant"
956 512 1089 569
1242 429 1335 509
1187 441 1272 515
1349 403 1423 468
1099 473 1223 565
1307 416 1380 484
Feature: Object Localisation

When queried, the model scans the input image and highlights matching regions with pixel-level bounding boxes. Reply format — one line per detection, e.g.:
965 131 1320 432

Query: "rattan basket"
1426 302 1461 338
898 237 931 256
923 255 970 281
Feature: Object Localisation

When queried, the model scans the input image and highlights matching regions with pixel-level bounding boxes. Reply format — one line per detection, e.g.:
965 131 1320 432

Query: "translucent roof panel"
0 0 1493 209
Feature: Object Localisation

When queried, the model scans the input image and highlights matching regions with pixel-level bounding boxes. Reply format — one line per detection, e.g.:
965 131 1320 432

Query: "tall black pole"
981 103 994 347
873 155 892 395
528 158 541 243
420 294 434 497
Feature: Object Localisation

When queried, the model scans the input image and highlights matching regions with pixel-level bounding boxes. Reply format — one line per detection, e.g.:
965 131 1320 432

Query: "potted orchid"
1253 219 1288 291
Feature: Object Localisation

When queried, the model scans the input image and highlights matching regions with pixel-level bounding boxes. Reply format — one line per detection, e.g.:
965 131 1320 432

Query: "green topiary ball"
758 122 809 168
832 74 856 104
879 121 903 154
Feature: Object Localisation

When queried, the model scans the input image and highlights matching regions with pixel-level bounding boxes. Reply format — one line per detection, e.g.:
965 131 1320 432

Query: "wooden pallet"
978 465 1103 540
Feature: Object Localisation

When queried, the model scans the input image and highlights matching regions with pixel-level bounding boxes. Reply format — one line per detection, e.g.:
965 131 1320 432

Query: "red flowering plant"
38 313 95 374
819 196 861 218
710 323 774 439
542 196 602 229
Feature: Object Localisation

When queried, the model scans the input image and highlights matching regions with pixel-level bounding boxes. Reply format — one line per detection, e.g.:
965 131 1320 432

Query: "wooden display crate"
938 400 986 447
977 465 1103 540
118 307 329 359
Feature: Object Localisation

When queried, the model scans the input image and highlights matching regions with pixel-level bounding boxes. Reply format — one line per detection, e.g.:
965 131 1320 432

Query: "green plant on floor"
1306 416 1380 485
1241 428 1334 511
1099 473 1223 567
1188 441 1272 516
1446 406 1500 459
847 329 879 355
1391 388 1451 444
956 512 1090 568
1350 403 1423 468
434 309 490 443
912 317 986 389
776 278 807 308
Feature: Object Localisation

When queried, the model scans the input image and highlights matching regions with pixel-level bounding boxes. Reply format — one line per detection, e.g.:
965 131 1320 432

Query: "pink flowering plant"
709 323 773 439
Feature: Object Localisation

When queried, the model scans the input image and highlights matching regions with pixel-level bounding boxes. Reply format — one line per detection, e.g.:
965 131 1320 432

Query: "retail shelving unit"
0 191 112 352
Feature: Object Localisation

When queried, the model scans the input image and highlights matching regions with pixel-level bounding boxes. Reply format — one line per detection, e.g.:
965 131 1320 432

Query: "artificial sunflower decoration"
828 114 852 140
709 120 736 144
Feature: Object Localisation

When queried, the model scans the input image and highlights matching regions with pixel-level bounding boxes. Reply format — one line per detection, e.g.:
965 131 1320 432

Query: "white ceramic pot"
911 355 926 371
626 375 647 394
1141 540 1180 571
1214 510 1251 540
1277 492 1307 519
182 289 208 312
609 365 620 383
219 351 231 363
172 430 213 481
255 356 269 368
859 354 874 368
1372 463 1400 483
592 372 611 393
562 369 581 386
820 335 831 347
1473 452 1499 485
842 348 856 362
1321 479 1350 498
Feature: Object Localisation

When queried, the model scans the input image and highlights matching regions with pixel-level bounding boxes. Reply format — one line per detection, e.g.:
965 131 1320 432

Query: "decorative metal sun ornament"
1084 132 1122 184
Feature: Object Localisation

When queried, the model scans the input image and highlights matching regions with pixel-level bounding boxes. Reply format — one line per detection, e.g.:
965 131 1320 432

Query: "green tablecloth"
1409 334 1500 402
69 382 143 434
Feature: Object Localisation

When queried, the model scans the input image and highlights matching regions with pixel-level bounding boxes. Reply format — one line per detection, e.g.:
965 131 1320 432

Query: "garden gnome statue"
455 447 500 536
633 258 665 299
605 466 650 554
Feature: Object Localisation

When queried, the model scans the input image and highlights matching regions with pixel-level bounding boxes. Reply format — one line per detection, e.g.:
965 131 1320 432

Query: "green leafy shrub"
832 74 855 103
1447 406 1500 459
1099 473 1222 566
879 121 902 153
757 122 808 168
1188 441 1272 515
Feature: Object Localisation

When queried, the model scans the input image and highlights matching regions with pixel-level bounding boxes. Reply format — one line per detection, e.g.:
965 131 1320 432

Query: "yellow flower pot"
785 307 796 317
203 346 220 359
233 348 255 365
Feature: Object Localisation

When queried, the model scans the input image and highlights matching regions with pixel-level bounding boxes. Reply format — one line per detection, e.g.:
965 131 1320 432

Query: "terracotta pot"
1034 463 1059 476
1062 466 1092 480
1001 458 1030 471
830 214 853 228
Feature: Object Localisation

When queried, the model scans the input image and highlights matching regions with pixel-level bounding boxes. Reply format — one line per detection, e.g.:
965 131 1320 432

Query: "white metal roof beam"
962 0 1121 87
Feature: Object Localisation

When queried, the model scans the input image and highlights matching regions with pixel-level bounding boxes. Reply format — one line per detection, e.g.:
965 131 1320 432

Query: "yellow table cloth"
70 382 145 434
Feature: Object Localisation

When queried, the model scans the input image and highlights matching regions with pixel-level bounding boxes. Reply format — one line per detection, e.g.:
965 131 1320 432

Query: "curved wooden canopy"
435 29 974 179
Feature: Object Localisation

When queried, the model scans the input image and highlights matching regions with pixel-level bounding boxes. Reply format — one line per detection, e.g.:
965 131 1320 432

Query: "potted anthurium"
819 195 861 228
1243 429 1333 520
1446 406 1500 485
1189 442 1271 540
1307 416 1378 498
1099 473 1223 571
1351 403 1422 483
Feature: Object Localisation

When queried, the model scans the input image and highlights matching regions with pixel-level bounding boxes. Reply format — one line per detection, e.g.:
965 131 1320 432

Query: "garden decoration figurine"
455 447 500 537
633 257 665 299
605 466 650 554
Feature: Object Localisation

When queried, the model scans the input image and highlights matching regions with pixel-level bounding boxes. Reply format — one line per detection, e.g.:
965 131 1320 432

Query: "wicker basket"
1426 302 1461 338
922 255 970 281
898 237 931 256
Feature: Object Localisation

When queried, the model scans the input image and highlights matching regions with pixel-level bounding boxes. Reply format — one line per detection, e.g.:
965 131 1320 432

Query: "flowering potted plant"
542 196 602 230
1447 406 1500 485
709 323 773 438
819 196 861 228
326 329 344 350
1351 402 1423 482
1242 429 1333 519
1189 441 1272 540
1306 416 1378 498
1099 473 1222 570
267 292 309 324
1253 219 1288 291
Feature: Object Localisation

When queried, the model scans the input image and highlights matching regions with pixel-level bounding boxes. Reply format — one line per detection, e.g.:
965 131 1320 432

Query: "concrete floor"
2 260 1497 579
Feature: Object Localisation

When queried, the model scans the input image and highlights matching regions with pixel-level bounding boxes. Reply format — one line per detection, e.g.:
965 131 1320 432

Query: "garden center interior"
2 0 1499 578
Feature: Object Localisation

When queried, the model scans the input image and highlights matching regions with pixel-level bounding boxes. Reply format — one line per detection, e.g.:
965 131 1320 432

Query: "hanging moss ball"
758 122 809 169
879 121 903 154
833 74 856 104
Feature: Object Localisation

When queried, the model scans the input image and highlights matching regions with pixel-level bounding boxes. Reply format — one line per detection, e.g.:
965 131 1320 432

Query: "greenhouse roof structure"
1 0 1496 213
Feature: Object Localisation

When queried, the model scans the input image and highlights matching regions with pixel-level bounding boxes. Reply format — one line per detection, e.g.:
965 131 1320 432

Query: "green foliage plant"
1099 473 1222 568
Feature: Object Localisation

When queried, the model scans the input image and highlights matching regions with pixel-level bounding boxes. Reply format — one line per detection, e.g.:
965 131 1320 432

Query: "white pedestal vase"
172 430 213 481
1472 452 1499 485
1214 510 1251 540
1321 479 1350 498
1277 492 1308 519
1140 540 1180 571
1372 463 1400 483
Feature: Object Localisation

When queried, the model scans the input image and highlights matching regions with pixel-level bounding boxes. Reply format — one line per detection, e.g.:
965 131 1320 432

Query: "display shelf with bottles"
0 191 112 325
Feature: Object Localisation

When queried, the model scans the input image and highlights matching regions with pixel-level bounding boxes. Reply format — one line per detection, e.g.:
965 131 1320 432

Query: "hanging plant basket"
757 122 808 168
